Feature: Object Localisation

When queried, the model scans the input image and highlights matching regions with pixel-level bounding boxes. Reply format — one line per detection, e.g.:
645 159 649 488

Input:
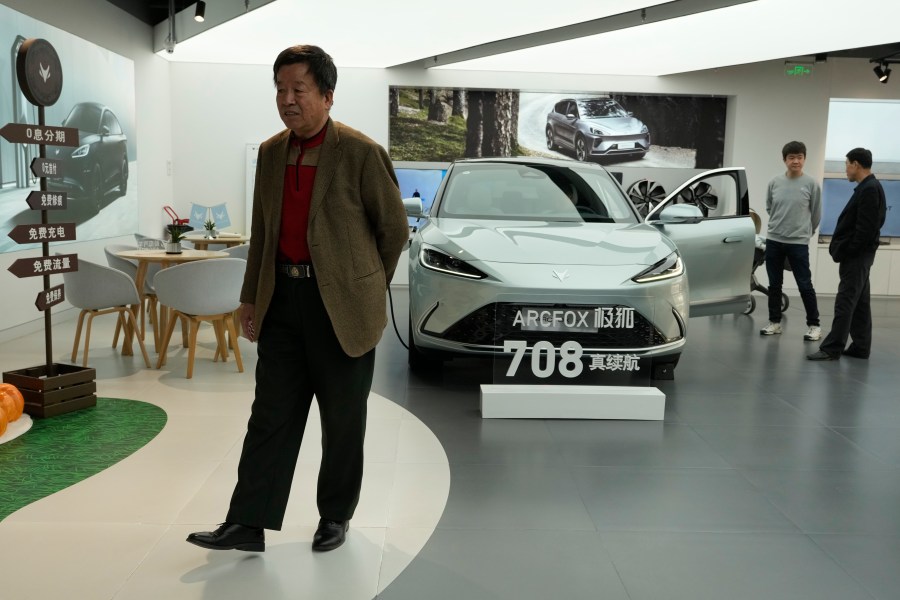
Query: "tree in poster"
464 90 519 158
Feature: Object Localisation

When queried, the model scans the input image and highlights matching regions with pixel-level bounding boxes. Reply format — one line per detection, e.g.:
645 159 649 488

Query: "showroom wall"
1 0 898 342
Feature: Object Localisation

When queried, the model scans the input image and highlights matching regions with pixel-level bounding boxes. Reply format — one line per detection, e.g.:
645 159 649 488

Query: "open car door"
645 168 755 317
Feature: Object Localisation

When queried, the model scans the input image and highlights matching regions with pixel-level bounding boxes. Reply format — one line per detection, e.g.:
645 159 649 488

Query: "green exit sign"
785 63 813 77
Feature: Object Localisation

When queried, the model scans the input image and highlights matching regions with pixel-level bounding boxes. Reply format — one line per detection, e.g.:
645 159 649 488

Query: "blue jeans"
764 239 819 326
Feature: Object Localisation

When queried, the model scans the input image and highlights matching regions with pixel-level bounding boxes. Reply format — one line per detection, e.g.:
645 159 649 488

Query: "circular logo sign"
16 38 63 107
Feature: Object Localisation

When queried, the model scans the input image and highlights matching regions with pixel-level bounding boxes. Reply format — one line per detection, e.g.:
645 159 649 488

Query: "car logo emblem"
552 269 569 282
39 63 51 83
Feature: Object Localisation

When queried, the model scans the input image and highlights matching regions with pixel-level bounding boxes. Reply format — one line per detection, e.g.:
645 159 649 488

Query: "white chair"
62 257 151 368
105 243 162 350
153 258 245 379
222 244 250 260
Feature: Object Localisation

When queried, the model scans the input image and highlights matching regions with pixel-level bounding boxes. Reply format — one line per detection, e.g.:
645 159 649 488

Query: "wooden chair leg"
213 319 229 363
148 296 159 352
156 308 179 369
181 316 190 348
186 318 201 379
71 310 87 363
125 307 152 368
112 313 122 349
82 312 96 367
225 317 244 373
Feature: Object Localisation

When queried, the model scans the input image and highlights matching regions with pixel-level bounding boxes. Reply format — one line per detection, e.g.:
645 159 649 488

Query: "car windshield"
577 99 628 118
63 104 102 133
436 162 639 224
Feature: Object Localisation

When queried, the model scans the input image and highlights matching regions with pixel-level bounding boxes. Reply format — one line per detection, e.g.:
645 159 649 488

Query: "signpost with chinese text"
25 190 68 210
2 37 96 418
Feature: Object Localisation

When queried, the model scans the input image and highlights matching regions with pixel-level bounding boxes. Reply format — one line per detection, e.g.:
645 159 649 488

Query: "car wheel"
575 135 588 162
626 179 666 217
408 316 442 372
546 126 557 151
90 164 103 212
119 158 128 196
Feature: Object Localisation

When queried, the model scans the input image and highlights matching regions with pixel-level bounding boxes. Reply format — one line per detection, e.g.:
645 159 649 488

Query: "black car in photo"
546 97 650 162
50 102 128 211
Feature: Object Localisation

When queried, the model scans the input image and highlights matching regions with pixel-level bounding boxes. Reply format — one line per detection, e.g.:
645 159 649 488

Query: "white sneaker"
759 322 782 336
804 326 822 341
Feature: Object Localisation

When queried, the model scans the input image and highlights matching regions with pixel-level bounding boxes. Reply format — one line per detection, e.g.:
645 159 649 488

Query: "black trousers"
820 252 876 356
226 274 374 530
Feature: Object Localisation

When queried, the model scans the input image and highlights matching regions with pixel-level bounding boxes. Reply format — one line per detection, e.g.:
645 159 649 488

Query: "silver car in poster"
405 158 754 380
546 97 650 161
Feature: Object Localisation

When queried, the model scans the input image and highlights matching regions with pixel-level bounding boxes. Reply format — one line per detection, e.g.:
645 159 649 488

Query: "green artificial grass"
0 398 166 521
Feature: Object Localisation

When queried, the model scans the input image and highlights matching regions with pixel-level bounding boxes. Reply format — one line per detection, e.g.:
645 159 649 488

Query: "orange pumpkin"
0 384 24 422
0 406 7 437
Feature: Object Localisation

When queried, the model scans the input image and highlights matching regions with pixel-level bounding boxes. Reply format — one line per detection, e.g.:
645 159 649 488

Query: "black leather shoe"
187 523 265 552
807 350 839 361
843 346 870 359
312 519 349 552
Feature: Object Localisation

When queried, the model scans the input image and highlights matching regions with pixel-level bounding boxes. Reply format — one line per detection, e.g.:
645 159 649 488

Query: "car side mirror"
403 197 424 218
101 125 110 136
566 113 577 120
658 204 704 224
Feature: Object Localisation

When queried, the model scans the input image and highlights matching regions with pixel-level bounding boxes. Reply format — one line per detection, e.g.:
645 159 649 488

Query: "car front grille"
437 303 667 348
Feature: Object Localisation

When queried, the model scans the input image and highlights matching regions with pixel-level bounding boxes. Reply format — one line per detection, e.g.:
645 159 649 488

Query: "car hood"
583 116 643 134
420 219 674 267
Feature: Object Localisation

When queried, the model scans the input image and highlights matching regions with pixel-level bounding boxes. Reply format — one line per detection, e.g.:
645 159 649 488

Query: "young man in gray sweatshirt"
760 141 822 340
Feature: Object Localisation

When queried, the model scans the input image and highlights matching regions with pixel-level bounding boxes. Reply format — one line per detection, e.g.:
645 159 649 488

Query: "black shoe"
807 350 839 361
186 522 265 552
843 346 870 359
312 519 349 552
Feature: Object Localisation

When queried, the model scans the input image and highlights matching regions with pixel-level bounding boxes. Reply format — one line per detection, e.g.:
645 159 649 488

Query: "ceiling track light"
870 52 900 84
194 1 206 23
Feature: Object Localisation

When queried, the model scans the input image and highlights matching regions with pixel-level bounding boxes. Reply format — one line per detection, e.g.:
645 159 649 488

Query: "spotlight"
874 62 891 83
194 1 206 22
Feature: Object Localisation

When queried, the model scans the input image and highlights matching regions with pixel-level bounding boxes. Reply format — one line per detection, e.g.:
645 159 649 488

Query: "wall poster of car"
0 3 137 254
389 87 726 170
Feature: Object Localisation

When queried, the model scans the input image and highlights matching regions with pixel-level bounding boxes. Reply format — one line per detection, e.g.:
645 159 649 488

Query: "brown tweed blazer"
240 119 409 357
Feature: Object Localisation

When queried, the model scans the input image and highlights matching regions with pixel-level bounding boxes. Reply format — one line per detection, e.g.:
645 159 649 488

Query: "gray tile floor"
375 291 900 600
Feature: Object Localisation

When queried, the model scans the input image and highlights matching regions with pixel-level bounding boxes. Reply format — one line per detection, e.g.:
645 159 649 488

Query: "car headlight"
640 125 649 134
419 247 487 279
589 126 608 136
71 144 90 158
632 252 683 283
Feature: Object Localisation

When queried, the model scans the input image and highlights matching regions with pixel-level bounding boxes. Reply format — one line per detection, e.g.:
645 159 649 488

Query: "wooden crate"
3 363 96 418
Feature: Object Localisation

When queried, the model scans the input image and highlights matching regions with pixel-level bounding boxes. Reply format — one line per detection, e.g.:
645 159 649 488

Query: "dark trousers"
764 239 819 325
820 252 876 356
226 275 374 530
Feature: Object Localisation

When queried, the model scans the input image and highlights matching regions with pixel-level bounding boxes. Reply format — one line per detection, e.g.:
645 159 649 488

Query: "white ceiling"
158 0 900 76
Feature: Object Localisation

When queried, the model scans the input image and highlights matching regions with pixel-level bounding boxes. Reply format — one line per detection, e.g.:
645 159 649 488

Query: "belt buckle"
290 265 301 278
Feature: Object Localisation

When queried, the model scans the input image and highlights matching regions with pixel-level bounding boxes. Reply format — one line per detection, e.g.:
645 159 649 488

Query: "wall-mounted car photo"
48 102 129 212
404 157 755 380
546 97 650 162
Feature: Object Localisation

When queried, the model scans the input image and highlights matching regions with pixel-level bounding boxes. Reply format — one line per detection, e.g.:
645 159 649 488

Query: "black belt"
277 263 314 278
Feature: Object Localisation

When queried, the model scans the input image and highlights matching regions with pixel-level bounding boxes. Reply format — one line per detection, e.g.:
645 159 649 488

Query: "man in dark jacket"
808 148 886 360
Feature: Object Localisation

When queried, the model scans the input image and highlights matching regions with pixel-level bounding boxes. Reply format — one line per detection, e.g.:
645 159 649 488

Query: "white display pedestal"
480 384 665 420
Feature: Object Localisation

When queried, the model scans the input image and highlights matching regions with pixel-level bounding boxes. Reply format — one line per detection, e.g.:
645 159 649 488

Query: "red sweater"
277 123 328 264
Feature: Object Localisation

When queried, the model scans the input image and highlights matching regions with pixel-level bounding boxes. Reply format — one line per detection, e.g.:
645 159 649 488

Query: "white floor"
0 312 450 600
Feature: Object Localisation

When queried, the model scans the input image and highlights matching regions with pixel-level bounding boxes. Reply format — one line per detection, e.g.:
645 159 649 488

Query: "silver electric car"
546 97 650 161
405 157 754 380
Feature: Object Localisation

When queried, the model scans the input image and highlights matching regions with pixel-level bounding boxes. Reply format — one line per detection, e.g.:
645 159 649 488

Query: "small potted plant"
203 218 218 239
166 226 186 254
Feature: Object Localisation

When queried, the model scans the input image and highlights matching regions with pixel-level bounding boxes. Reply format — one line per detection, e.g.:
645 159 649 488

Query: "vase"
204 229 218 239
165 241 183 254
